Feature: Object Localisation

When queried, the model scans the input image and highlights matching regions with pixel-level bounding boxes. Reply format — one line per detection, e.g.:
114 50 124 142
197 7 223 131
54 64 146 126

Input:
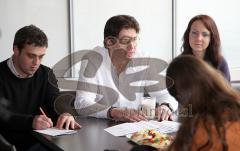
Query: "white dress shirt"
74 46 178 118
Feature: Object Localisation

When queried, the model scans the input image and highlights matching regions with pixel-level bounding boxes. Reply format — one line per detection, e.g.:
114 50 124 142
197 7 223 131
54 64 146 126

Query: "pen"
39 107 47 117
40 107 53 127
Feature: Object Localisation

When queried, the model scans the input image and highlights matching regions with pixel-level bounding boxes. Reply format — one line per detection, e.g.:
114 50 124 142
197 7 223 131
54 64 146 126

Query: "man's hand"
32 115 53 130
55 113 81 130
110 108 147 122
156 105 173 121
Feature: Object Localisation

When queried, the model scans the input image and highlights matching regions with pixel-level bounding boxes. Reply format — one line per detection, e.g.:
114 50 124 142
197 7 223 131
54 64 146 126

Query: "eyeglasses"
118 36 139 45
104 36 139 46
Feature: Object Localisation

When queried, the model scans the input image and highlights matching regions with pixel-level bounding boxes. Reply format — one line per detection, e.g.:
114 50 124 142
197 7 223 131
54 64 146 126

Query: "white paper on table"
104 120 180 137
148 120 181 134
104 123 135 137
34 127 77 136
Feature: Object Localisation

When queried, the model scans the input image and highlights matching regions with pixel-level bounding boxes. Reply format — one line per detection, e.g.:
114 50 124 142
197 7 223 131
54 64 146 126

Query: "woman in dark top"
181 14 231 81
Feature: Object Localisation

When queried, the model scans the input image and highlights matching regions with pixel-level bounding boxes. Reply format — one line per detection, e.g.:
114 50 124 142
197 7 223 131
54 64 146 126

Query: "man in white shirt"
75 15 178 122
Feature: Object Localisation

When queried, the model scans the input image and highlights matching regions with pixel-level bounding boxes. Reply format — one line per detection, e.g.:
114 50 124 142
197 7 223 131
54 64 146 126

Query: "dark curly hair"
13 25 48 52
103 15 140 47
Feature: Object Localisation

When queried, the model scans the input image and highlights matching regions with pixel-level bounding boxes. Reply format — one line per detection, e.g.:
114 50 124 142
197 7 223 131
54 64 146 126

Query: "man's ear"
13 46 20 56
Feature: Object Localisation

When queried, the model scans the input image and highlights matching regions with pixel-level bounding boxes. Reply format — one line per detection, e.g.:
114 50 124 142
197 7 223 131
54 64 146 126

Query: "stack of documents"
104 120 180 136
34 127 77 136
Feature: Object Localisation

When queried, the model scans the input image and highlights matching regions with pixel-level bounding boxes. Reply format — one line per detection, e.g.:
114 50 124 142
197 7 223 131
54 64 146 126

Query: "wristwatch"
159 102 173 112
107 106 116 119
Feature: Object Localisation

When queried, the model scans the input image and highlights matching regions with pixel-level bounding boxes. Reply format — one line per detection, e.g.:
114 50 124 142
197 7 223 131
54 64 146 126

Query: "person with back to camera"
181 14 231 81
75 15 178 122
166 55 240 151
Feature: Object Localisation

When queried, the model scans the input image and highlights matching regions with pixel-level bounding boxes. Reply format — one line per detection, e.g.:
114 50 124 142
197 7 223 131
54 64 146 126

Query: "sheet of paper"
34 127 77 136
104 120 180 137
148 120 180 134
104 121 159 137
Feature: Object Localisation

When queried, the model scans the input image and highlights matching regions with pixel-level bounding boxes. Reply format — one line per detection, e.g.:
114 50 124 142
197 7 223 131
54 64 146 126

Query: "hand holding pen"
32 107 53 130
40 107 53 127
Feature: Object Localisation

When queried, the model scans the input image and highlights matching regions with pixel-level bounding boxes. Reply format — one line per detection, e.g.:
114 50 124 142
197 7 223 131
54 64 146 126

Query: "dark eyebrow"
26 52 45 57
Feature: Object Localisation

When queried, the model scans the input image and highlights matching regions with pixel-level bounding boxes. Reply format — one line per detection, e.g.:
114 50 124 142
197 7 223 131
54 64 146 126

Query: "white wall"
1 0 239 81
71 0 173 77
72 0 172 61
0 0 69 67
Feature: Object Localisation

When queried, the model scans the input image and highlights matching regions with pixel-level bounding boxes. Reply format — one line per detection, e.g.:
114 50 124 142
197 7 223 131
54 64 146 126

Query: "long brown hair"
181 15 222 68
166 55 240 151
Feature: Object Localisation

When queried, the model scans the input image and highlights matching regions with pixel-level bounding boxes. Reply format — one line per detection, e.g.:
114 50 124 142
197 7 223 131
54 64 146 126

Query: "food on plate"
130 129 173 149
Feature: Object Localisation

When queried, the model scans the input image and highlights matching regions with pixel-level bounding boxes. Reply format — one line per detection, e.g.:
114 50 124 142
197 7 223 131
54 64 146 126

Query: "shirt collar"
7 56 33 78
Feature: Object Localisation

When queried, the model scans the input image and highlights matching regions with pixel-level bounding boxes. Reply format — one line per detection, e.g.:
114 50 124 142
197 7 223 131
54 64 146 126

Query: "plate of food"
126 129 174 149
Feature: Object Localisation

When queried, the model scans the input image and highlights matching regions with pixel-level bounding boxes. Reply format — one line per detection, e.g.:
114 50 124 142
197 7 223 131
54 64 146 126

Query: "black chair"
54 91 78 116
